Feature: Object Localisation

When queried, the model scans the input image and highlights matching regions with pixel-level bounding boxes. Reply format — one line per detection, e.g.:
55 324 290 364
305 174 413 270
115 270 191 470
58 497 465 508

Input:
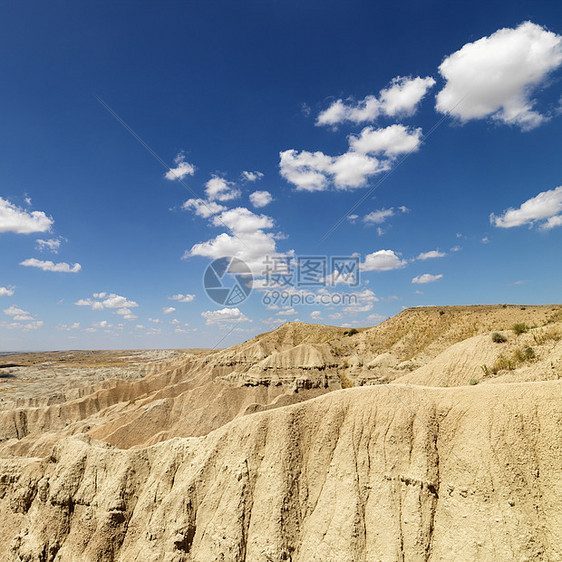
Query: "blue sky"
0 1 561 351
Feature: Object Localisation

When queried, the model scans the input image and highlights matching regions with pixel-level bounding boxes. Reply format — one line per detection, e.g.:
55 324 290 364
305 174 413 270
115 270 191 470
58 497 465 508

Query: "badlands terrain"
1 304 562 561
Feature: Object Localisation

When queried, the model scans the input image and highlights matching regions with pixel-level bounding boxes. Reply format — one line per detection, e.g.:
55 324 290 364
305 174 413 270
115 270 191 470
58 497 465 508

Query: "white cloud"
4 305 28 317
213 207 274 233
186 206 287 273
349 124 422 155
35 237 63 253
75 293 138 310
0 287 14 297
316 75 435 126
242 171 264 182
165 152 196 180
361 250 407 271
169 293 195 303
2 320 43 331
148 318 161 323
329 152 383 189
343 288 379 314
280 125 421 192
279 150 332 192
162 306 176 315
205 176 241 201
310 310 322 319
491 185 562 229
182 199 226 218
3 305 41 330
0 197 53 234
412 273 443 284
57 322 80 331
379 76 437 117
436 22 562 130
417 250 446 260
20 258 81 273
277 307 298 316
317 96 380 127
116 308 137 320
201 307 250 325
279 148 384 191
249 190 273 208
363 208 395 225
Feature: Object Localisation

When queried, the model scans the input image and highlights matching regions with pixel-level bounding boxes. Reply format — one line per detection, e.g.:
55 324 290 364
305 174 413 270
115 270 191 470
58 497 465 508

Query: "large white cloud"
491 185 562 229
0 287 14 297
316 75 435 126
280 125 421 192
20 258 81 273
436 22 562 130
0 197 53 234
361 250 407 271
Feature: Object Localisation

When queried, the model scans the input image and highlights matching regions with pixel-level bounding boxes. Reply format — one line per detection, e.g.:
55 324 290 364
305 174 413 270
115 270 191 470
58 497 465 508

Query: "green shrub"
491 355 515 374
512 323 529 335
439 310 445 316
346 328 359 336
492 332 507 343
469 378 479 385
515 346 535 362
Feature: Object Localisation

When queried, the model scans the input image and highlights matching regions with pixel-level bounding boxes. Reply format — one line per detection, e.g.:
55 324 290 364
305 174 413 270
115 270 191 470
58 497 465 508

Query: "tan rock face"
1 305 562 560
2 383 562 561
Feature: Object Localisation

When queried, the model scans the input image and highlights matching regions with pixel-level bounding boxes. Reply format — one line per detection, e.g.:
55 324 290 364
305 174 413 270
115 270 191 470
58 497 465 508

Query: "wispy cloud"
20 258 81 273
417 250 446 260
412 273 443 284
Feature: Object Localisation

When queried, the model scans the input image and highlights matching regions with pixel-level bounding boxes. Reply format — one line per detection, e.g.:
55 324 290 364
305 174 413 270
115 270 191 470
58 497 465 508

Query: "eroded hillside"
1 305 562 561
